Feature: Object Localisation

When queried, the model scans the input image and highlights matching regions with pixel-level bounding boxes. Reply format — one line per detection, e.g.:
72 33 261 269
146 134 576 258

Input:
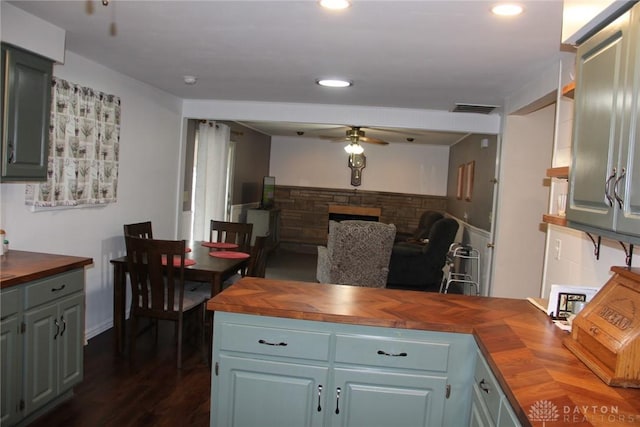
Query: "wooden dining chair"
123 221 153 239
246 235 268 278
124 235 205 369
209 220 253 250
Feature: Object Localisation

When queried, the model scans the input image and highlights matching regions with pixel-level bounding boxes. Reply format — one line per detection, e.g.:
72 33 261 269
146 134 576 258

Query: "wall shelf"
543 214 567 227
562 82 575 99
546 166 569 179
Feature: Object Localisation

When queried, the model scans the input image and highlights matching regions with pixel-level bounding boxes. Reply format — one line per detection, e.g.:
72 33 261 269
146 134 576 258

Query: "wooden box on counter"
564 266 640 388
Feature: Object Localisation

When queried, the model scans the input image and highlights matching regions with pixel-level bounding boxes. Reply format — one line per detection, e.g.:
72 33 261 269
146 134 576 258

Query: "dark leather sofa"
386 217 459 292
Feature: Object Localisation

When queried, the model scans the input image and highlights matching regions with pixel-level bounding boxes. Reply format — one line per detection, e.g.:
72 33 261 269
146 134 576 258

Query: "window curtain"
25 77 121 208
192 121 230 241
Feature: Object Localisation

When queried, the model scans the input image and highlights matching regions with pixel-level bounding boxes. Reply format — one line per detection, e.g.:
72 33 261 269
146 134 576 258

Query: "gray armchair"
316 220 397 288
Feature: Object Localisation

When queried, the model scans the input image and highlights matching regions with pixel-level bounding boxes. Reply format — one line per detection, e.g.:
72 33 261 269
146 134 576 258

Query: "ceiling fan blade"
319 135 348 141
359 136 389 145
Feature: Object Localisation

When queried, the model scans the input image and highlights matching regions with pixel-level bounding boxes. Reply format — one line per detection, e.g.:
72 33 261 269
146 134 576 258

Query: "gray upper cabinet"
567 3 640 243
1 43 53 182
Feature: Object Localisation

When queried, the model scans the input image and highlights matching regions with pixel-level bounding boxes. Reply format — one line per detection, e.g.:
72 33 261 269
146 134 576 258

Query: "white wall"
270 136 449 195
0 51 183 339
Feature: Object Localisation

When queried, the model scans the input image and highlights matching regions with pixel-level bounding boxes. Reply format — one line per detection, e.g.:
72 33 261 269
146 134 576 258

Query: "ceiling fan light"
319 0 351 10
345 143 364 154
317 79 352 88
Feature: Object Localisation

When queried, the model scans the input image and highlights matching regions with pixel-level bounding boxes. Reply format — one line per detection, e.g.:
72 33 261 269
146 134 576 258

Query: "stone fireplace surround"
273 185 447 252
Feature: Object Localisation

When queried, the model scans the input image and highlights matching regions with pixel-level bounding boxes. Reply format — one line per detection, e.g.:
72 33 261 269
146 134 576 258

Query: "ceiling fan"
321 126 390 146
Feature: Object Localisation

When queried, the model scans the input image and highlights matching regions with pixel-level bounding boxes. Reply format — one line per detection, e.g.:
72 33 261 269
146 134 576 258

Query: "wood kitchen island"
207 275 640 427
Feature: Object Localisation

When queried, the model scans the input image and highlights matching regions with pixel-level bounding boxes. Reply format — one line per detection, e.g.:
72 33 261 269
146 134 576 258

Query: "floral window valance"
26 77 120 208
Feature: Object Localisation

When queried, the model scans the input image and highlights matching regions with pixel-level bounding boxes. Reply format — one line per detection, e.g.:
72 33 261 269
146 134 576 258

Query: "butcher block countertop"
0 250 93 289
208 276 640 427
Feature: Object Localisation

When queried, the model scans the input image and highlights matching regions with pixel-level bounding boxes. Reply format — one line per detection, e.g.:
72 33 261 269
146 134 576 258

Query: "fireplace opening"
328 205 381 223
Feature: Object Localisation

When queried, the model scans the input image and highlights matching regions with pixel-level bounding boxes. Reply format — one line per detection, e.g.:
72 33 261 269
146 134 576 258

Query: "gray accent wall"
447 134 497 232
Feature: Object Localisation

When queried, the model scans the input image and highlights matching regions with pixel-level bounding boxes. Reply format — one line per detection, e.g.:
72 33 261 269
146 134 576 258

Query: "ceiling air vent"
451 103 498 114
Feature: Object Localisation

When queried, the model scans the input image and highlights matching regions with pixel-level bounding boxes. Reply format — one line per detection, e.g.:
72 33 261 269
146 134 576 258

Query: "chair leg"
129 314 138 365
177 315 183 369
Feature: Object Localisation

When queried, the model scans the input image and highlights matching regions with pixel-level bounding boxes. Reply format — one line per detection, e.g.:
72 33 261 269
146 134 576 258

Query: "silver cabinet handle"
605 168 617 207
54 319 60 340
60 315 66 336
7 142 14 164
317 385 323 412
335 387 341 414
613 167 626 209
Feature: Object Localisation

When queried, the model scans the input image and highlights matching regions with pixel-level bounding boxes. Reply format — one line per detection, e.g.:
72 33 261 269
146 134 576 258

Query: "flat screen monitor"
261 176 275 208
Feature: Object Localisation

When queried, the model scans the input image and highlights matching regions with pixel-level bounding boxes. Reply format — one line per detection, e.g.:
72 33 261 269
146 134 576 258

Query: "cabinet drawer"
474 352 502 424
217 322 331 362
24 270 84 310
335 334 450 372
1 287 19 318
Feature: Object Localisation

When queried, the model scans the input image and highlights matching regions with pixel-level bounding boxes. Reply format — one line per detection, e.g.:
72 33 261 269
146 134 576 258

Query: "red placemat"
185 247 192 253
209 251 250 259
202 242 239 249
161 256 197 267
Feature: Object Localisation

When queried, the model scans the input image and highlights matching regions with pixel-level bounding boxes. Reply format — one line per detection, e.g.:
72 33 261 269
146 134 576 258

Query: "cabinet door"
23 303 58 414
331 368 447 427
616 4 640 236
469 382 494 427
57 293 84 392
0 314 20 425
1 43 52 181
567 11 631 230
213 354 328 427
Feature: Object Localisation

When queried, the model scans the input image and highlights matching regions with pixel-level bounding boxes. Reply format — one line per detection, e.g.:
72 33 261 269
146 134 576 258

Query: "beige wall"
491 104 555 298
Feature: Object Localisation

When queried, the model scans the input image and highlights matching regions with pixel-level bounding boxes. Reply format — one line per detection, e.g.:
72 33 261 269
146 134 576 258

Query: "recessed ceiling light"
319 0 351 10
183 75 197 85
317 79 352 88
491 4 523 16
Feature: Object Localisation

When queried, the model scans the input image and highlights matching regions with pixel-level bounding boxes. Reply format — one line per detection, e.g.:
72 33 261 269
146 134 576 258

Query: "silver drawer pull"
258 339 288 347
479 379 491 394
51 284 66 292
377 350 407 357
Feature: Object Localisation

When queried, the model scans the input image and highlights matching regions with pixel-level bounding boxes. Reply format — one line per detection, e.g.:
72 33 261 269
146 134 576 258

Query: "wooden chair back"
209 220 253 250
123 221 153 239
246 235 268 278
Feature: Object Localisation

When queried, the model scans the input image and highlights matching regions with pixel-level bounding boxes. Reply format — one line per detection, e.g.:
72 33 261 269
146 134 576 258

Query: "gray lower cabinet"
0 42 53 182
470 348 521 427
1 288 22 426
567 2 640 242
211 312 476 427
0 269 85 426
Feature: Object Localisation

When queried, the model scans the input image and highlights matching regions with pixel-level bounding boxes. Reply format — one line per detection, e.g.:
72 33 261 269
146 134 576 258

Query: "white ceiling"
9 0 565 144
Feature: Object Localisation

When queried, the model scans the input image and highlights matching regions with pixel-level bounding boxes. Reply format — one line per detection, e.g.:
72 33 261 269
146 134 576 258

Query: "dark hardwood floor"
27 319 212 427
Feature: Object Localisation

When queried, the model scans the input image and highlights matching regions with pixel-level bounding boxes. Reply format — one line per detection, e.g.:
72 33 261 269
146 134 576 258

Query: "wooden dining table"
110 240 251 354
